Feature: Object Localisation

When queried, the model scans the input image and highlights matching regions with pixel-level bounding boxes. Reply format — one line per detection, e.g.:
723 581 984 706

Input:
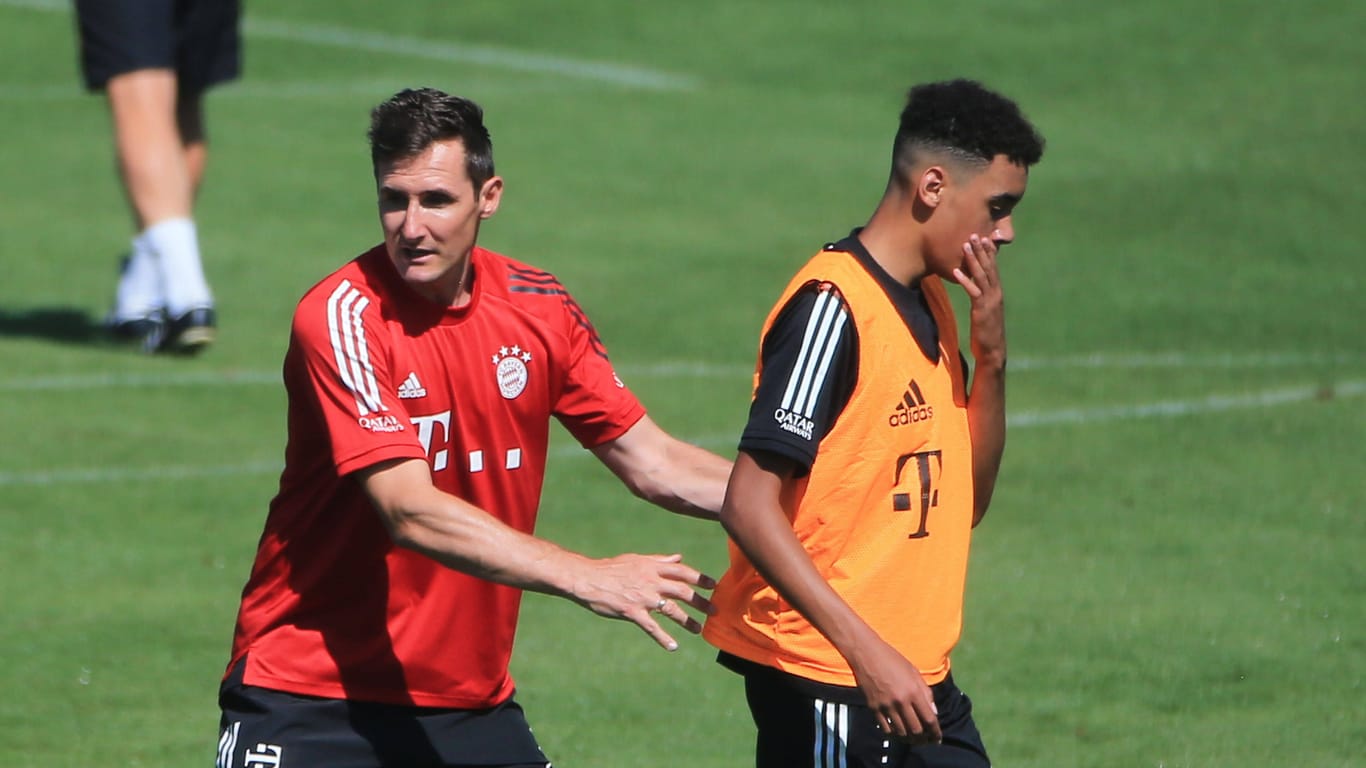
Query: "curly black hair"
368 88 496 189
892 79 1045 173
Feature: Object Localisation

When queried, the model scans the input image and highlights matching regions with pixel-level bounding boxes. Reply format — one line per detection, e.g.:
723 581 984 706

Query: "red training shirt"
226 244 645 708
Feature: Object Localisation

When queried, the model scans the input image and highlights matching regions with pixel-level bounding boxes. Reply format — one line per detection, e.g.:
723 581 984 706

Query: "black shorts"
216 660 551 768
722 653 990 768
74 0 241 92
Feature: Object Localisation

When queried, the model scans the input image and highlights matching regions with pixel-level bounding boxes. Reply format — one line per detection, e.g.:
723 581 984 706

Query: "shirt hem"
240 657 516 710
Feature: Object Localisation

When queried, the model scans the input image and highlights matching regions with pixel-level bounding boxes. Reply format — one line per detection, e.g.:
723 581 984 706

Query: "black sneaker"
159 306 216 354
107 312 168 354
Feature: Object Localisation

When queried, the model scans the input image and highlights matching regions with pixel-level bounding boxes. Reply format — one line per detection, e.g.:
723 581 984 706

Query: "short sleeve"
550 289 646 448
288 279 426 477
739 281 857 473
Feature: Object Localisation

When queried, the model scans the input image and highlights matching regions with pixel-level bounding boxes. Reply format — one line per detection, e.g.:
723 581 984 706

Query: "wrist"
551 550 597 603
972 350 1007 374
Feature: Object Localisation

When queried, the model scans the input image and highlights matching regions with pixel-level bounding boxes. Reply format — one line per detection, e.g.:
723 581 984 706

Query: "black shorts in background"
216 659 551 768
74 0 241 92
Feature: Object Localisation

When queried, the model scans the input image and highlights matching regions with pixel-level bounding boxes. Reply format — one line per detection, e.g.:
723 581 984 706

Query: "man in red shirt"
216 88 731 768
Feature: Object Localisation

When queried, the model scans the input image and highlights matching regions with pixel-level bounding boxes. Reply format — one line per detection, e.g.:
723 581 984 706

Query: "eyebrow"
378 184 458 199
990 192 1023 205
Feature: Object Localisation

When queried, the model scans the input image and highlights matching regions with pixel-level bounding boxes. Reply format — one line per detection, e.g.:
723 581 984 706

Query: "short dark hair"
892 79 1045 175
368 88 496 189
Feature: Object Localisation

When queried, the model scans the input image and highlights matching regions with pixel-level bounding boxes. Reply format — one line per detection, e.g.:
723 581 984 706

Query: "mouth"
398 245 434 263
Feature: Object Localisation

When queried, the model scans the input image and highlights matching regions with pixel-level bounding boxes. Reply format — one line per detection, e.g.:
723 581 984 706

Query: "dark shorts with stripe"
722 652 990 768
216 660 551 768
74 0 241 92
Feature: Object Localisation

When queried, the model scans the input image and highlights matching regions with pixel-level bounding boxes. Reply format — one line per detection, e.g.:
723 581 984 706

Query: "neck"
859 192 927 287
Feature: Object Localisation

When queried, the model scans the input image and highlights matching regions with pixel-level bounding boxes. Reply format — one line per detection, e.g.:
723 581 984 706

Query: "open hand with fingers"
952 234 1006 370
848 637 943 745
569 553 717 651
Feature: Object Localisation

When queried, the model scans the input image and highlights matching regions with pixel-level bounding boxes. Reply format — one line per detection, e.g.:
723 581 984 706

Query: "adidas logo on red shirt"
397 372 427 399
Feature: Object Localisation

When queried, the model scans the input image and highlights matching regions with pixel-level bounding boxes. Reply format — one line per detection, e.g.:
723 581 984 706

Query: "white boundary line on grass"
1007 379 1364 427
0 0 697 92
1 378 1361 487
1005 351 1359 371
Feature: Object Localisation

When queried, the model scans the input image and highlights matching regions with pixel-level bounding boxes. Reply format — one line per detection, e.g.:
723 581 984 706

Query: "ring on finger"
654 598 668 612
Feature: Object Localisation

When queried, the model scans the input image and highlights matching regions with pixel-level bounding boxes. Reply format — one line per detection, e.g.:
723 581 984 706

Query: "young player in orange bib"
703 79 1045 768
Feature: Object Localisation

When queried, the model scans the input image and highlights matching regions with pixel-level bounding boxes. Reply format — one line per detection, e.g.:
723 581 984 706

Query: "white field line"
242 19 697 91
0 370 282 392
0 0 697 92
0 80 588 102
1006 351 1359 371
1007 380 1364 427
1 379 1361 487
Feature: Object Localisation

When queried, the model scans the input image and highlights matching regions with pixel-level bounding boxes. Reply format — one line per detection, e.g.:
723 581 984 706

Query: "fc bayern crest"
492 345 531 399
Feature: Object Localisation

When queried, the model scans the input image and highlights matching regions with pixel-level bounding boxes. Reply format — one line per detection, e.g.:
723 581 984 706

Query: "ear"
478 176 505 219
916 166 947 209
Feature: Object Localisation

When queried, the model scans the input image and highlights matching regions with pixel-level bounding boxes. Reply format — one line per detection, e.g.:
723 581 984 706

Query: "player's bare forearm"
360 458 591 591
360 457 715 650
646 438 730 519
966 358 1006 525
720 452 876 652
592 415 731 520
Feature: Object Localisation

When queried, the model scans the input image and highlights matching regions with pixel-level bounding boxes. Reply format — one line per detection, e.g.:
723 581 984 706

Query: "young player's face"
926 154 1028 279
376 139 502 306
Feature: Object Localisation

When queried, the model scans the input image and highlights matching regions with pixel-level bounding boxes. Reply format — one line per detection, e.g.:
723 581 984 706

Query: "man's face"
924 154 1028 279
376 139 502 305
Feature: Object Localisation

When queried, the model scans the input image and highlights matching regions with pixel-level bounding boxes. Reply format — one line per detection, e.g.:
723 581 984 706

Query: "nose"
399 201 425 242
992 216 1015 246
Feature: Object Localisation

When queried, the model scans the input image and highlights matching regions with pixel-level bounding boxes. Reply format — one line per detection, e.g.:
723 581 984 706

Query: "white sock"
113 234 163 321
144 217 213 316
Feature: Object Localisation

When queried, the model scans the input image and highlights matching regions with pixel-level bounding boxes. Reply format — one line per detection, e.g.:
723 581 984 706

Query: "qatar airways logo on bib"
491 345 532 399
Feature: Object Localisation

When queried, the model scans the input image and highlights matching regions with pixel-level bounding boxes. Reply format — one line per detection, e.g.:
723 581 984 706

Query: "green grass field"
1 0 1362 765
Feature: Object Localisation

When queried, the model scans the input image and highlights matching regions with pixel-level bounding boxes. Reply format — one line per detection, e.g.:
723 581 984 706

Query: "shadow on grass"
0 307 105 346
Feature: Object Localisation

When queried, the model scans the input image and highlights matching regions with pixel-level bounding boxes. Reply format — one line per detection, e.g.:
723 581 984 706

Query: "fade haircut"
368 88 496 189
891 79 1045 180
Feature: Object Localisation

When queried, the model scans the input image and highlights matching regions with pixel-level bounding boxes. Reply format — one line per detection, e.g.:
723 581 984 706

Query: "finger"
967 235 998 282
657 600 705 634
682 590 716 616
975 240 1000 288
657 579 716 609
915 699 943 744
656 561 718 590
918 713 942 744
654 583 715 621
899 704 923 742
636 613 680 652
886 710 909 740
952 267 981 297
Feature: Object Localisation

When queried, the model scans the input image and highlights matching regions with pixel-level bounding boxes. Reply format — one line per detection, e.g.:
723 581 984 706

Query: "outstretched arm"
358 457 715 650
953 234 1008 526
590 414 731 520
720 450 942 744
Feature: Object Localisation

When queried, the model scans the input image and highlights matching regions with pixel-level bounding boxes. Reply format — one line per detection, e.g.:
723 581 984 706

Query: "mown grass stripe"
4 380 1359 487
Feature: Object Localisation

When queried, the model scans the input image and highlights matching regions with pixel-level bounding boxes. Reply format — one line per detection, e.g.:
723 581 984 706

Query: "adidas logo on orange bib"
888 379 934 427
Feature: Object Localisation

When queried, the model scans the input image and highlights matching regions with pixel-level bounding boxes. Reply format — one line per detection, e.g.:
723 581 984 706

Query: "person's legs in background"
105 67 215 352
